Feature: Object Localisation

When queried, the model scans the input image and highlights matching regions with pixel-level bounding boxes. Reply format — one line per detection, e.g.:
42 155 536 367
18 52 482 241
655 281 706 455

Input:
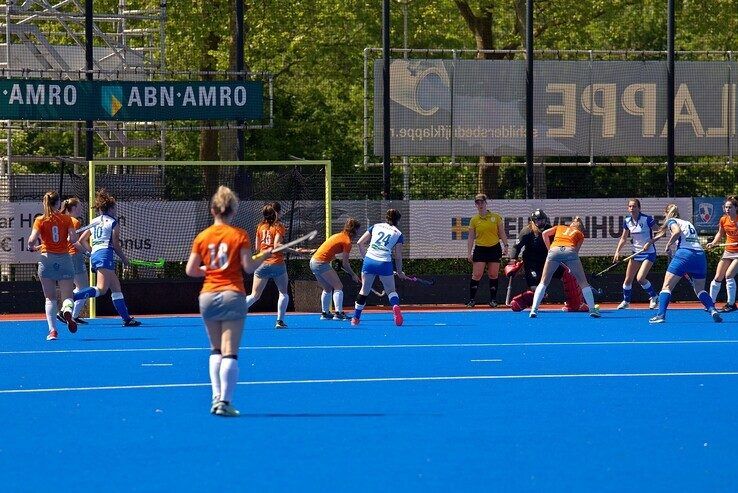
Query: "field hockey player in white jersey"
643 204 721 324
351 209 407 326
612 199 659 309
73 189 141 327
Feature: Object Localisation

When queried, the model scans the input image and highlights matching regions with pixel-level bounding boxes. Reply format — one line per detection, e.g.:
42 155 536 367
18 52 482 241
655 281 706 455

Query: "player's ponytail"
656 203 679 235
94 189 117 214
343 218 361 238
42 190 59 218
386 209 401 226
210 185 238 218
61 197 80 214
261 204 277 226
570 216 585 232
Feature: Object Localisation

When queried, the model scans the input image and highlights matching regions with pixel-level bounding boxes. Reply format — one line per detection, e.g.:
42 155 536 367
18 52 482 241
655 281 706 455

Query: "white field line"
2 339 738 356
2 371 738 395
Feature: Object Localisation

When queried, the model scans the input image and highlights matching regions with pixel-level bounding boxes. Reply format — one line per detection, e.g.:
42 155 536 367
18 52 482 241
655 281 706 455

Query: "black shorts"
524 262 564 288
472 243 502 263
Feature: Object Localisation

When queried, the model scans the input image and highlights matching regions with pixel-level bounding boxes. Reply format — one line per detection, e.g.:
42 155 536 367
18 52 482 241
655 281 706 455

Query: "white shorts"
721 250 738 260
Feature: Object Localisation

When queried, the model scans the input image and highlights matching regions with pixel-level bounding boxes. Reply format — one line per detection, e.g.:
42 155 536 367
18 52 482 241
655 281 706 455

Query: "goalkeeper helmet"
530 209 548 223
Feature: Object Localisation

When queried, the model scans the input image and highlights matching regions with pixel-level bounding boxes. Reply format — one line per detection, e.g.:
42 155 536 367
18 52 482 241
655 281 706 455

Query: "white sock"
277 293 289 321
209 353 222 400
727 278 737 304
73 299 86 318
582 286 596 309
45 299 57 332
710 280 722 302
321 290 332 313
332 290 344 313
531 283 547 311
245 294 256 309
219 357 239 403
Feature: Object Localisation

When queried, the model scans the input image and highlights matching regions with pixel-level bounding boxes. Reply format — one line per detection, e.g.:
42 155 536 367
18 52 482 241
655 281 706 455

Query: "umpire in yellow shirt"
466 193 509 307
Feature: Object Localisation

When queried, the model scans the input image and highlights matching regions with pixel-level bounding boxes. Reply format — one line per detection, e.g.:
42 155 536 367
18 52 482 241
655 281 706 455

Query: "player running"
351 209 407 326
27 191 79 340
645 204 722 324
57 197 90 325
72 189 141 327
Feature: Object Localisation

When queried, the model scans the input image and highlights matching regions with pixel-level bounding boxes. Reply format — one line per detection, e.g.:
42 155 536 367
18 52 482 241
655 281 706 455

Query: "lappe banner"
375 60 737 157
0 79 263 121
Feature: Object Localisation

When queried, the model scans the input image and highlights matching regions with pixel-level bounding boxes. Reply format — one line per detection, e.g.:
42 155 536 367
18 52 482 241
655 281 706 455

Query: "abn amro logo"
102 86 123 117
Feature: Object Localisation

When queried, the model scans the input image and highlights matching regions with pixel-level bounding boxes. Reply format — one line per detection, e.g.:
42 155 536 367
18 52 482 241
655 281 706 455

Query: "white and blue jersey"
665 217 707 278
362 223 403 276
624 213 656 262
89 214 118 271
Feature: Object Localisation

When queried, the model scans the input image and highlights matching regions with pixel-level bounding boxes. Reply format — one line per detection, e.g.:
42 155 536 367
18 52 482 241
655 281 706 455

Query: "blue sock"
353 303 364 320
697 290 715 311
388 292 400 307
111 292 131 321
74 287 98 301
623 285 632 302
641 281 656 298
657 291 671 317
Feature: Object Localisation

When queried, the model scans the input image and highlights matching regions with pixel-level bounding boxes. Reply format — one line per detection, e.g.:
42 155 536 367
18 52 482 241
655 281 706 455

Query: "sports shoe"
55 312 66 324
465 300 476 308
392 305 404 326
275 320 288 329
333 311 347 321
616 300 630 310
210 396 220 414
73 317 88 325
529 309 537 318
719 303 737 313
213 400 240 417
649 314 665 324
123 317 141 327
351 317 360 326
46 330 58 341
589 305 601 318
711 309 723 323
488 300 498 308
63 311 77 333
649 297 659 310
320 311 332 320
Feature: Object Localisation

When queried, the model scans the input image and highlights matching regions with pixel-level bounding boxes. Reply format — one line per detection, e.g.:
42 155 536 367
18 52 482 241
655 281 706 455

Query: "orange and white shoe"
46 330 58 341
351 317 360 326
392 305 404 326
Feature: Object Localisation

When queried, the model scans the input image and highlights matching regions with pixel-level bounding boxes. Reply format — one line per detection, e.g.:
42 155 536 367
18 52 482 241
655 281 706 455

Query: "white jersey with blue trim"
364 222 403 263
624 213 656 254
665 217 702 251
89 214 118 254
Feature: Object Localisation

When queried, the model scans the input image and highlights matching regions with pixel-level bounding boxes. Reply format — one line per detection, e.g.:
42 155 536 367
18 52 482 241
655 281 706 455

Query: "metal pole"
382 0 391 199
235 0 245 161
666 0 675 197
525 0 534 199
85 0 94 162
401 0 410 200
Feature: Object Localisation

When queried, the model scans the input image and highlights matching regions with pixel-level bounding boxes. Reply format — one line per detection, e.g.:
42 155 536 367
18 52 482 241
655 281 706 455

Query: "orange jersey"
550 225 584 249
312 231 352 263
68 216 81 255
191 224 251 294
720 215 738 253
255 222 286 265
33 213 73 254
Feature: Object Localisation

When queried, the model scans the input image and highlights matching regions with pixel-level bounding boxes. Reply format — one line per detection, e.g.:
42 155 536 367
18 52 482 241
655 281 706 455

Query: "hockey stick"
75 219 100 234
593 251 641 277
252 230 318 260
129 258 165 268
405 275 435 286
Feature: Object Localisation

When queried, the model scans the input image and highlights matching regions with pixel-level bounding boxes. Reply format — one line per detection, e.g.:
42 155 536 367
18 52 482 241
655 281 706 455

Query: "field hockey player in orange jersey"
186 186 268 417
27 190 79 340
706 196 738 312
57 197 90 325
529 217 600 318
309 218 361 320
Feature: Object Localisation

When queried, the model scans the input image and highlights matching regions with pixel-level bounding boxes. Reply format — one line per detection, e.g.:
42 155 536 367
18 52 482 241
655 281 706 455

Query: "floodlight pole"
382 0 391 199
525 0 534 199
235 0 245 160
85 0 93 162
396 0 413 201
666 0 675 197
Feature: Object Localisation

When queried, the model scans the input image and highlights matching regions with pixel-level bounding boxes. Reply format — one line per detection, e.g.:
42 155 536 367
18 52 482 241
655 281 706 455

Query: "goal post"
85 160 332 318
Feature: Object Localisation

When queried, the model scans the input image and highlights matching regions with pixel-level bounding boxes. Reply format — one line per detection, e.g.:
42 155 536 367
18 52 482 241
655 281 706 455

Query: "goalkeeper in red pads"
507 209 587 313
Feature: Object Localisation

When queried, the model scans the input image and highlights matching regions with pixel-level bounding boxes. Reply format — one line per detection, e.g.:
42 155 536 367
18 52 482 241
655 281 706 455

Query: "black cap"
530 209 548 223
